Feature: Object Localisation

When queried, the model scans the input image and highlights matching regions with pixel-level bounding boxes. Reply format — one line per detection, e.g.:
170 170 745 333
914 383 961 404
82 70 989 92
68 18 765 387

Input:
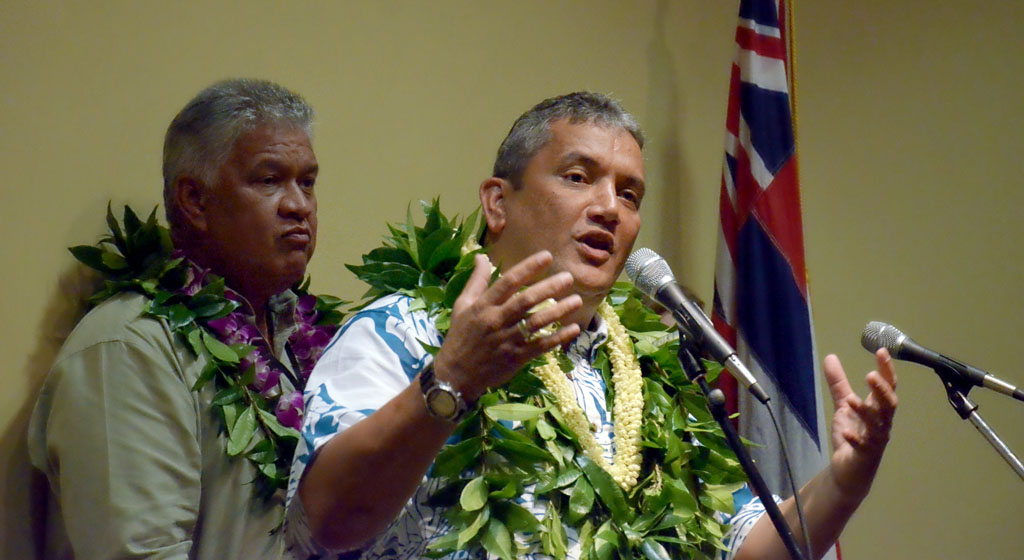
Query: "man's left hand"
823 348 898 501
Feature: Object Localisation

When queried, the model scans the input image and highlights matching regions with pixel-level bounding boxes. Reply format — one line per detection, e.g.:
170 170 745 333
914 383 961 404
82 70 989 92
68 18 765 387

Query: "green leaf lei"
71 204 345 495
348 200 749 559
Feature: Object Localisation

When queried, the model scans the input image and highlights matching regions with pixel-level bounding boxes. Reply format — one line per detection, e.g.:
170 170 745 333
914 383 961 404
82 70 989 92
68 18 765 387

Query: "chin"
570 272 618 298
269 263 309 292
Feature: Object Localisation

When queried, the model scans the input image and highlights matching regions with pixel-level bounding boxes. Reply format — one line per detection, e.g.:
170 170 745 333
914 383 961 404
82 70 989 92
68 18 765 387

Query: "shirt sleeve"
34 335 202 559
285 295 441 557
717 484 780 560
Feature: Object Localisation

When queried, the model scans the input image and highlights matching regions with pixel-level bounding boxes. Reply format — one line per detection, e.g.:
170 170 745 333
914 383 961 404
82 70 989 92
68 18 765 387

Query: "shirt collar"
566 312 609 363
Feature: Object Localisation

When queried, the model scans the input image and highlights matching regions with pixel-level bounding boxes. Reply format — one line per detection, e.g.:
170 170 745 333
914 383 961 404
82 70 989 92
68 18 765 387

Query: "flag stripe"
736 29 788 70
735 217 818 437
738 83 794 175
752 158 808 295
739 0 781 30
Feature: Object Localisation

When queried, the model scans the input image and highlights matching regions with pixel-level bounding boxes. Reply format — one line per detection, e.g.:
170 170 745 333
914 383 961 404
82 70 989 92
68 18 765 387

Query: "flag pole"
787 0 800 163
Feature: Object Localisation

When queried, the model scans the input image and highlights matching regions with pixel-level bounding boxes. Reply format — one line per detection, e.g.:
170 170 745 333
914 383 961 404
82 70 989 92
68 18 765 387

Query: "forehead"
227 124 314 161
533 119 645 178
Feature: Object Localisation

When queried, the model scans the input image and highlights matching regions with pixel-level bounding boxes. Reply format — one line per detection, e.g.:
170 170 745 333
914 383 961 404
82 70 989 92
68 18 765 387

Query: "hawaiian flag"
712 1 834 546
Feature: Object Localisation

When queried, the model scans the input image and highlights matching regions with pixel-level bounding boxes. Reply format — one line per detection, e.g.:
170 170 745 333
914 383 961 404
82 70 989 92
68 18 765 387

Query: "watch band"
418 361 470 423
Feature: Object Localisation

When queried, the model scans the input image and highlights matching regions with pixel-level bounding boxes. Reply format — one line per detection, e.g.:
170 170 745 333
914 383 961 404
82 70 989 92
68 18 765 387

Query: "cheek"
623 215 641 240
307 204 318 256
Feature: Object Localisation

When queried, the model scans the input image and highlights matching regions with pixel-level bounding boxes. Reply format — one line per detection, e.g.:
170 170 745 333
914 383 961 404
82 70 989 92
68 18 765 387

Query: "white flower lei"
532 301 644 490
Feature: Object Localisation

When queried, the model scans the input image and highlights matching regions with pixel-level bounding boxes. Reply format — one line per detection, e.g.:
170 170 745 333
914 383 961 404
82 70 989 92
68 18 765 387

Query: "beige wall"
1 1 1019 558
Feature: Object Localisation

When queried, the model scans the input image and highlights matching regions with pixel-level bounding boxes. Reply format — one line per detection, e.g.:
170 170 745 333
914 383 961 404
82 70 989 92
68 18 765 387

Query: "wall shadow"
2 263 100 559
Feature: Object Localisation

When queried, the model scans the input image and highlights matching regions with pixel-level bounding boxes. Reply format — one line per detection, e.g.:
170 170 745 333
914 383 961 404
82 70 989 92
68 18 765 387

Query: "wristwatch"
418 361 470 423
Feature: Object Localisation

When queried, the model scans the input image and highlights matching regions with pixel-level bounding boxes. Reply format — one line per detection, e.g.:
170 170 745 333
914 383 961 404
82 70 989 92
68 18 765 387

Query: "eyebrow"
560 151 646 192
559 151 598 169
251 158 319 176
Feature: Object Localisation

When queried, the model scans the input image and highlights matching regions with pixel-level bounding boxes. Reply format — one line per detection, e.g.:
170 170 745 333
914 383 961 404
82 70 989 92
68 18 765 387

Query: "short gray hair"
162 78 314 230
492 92 644 187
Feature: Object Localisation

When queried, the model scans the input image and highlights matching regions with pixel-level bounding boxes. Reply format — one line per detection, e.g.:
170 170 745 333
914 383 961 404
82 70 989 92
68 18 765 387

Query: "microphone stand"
675 333 807 560
932 363 1024 481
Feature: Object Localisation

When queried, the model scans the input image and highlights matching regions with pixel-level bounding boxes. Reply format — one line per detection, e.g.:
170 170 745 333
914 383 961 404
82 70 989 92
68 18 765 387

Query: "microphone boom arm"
933 361 1024 481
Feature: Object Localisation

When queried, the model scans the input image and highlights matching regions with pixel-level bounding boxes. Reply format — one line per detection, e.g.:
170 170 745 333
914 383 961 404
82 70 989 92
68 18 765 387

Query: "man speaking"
287 92 898 560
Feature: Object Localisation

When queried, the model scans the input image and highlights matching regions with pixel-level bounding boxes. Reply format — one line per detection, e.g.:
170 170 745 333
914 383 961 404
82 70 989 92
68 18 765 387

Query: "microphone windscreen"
861 321 903 353
625 248 674 296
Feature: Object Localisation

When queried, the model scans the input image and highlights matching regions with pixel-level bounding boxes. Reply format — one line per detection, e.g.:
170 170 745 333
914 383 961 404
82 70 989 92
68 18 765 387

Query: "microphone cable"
764 400 815 560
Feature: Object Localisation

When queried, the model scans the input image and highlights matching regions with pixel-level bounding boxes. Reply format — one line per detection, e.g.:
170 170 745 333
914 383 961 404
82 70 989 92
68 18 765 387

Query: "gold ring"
517 318 532 339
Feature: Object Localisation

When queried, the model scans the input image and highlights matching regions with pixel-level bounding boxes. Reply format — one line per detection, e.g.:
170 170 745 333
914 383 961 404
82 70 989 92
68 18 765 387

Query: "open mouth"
577 230 614 260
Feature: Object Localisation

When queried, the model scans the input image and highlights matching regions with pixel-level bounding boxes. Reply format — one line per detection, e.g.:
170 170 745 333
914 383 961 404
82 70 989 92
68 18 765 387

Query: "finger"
874 348 897 391
862 370 899 413
847 375 896 436
453 254 498 313
483 251 553 305
857 350 898 411
841 426 869 449
524 322 582 356
823 354 857 407
848 397 888 431
503 272 576 319
518 294 583 334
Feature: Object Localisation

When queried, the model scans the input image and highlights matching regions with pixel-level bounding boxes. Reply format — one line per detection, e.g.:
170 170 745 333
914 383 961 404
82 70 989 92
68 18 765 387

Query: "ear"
479 177 510 237
174 176 209 233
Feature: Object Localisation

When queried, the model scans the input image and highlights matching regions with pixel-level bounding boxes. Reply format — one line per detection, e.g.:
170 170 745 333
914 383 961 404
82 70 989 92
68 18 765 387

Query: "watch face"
427 389 458 418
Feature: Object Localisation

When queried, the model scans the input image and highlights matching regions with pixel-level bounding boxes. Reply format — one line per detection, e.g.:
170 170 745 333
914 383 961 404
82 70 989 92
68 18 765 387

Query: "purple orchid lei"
71 205 345 495
176 256 339 431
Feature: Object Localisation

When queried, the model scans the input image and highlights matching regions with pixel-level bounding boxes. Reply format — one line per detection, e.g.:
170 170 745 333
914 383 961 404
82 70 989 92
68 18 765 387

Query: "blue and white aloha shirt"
286 294 772 559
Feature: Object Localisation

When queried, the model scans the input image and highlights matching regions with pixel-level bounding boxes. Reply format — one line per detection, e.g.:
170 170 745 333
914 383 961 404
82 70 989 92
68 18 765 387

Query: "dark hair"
492 92 644 187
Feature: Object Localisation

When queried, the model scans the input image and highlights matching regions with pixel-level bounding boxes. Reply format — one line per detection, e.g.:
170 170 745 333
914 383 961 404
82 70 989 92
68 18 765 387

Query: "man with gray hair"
29 78 325 559
287 92 896 559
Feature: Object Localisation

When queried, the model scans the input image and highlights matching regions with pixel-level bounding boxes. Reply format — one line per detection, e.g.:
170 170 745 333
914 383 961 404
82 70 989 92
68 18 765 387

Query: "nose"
587 179 620 229
279 181 316 221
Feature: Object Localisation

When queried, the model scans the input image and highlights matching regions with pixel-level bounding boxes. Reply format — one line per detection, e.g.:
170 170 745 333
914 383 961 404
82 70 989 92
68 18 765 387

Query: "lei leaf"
460 476 489 511
350 200 748 559
228 405 258 456
458 508 490 548
568 476 596 525
483 403 545 422
433 436 483 478
202 330 239 363
577 455 630 525
481 517 516 560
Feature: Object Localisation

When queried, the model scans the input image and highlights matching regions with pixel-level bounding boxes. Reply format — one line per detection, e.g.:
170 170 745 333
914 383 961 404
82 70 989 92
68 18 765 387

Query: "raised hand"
824 348 898 498
434 251 582 401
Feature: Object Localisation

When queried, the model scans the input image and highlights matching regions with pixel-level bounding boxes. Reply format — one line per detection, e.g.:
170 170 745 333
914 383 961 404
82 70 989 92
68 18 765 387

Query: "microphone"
625 248 769 404
862 321 1024 402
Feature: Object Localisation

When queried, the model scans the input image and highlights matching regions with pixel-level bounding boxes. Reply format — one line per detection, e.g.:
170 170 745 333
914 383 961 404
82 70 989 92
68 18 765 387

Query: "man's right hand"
299 251 583 550
433 251 582 402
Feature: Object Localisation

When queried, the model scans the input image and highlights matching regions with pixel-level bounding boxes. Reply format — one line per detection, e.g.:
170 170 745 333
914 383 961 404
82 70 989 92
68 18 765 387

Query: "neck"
567 292 605 333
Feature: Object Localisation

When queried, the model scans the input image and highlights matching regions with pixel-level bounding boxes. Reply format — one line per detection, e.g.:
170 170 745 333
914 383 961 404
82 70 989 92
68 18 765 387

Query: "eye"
619 189 641 209
564 171 588 184
260 175 279 186
300 177 316 189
